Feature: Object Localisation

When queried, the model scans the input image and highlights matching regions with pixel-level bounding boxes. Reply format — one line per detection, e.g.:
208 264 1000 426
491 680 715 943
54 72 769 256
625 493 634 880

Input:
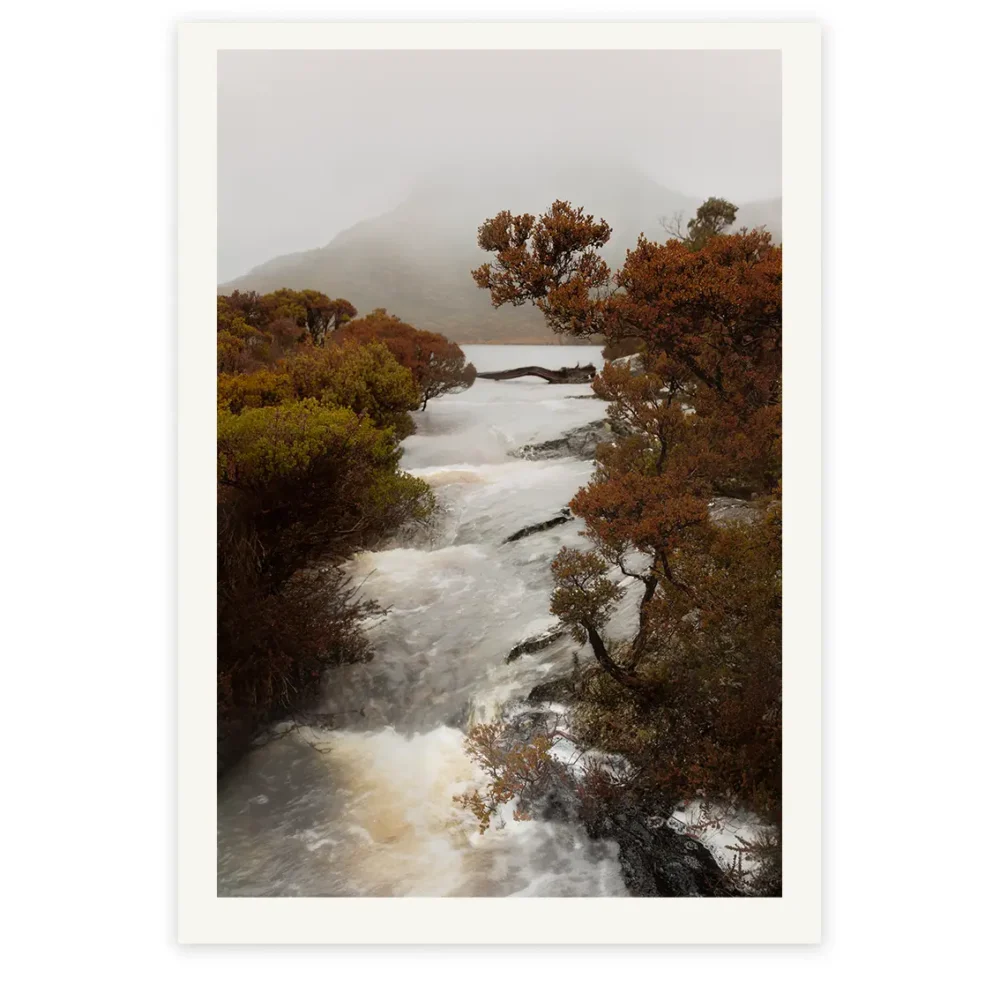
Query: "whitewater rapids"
217 345 631 896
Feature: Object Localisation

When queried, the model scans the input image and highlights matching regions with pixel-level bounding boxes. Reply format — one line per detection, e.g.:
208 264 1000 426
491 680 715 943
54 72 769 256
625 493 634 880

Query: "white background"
3 0 997 992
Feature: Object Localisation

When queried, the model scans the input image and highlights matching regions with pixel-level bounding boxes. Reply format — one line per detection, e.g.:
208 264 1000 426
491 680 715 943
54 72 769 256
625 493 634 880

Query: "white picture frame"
179 19 821 944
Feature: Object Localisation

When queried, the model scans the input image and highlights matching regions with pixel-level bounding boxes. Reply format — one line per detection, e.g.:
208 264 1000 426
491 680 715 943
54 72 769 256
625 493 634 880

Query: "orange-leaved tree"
337 309 476 409
468 198 783 839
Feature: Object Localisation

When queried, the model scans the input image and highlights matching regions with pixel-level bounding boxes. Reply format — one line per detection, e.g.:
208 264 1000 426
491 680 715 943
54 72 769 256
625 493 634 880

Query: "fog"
218 49 780 283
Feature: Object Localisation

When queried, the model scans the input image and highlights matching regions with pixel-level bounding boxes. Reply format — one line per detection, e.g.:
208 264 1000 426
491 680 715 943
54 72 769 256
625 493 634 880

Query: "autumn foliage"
467 199 783 878
334 308 477 409
217 288 354 371
456 723 557 834
215 290 467 768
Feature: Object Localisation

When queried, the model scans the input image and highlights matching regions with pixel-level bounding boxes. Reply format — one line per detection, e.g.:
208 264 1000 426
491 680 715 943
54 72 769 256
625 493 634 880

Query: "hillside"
220 165 782 343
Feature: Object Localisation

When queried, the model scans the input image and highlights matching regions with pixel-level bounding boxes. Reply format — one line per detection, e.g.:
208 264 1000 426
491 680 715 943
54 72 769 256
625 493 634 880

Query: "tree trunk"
584 623 647 690
626 573 660 670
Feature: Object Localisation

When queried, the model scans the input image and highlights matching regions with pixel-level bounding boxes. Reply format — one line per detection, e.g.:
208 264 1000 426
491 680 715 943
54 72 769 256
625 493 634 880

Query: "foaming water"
218 345 628 896
218 725 625 896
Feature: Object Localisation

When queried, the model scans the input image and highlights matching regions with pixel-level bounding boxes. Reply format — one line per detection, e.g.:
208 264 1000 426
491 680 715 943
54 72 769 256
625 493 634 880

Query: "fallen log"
477 364 596 384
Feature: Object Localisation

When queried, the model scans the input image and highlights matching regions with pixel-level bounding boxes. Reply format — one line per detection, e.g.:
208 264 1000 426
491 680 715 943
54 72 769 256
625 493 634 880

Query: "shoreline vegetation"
216 294 475 770
217 197 782 896
459 196 782 894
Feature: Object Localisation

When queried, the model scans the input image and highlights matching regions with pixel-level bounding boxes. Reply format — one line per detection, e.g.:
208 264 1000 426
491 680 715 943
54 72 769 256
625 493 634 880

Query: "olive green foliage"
549 549 623 643
285 338 421 437
681 196 739 249
219 398 380 488
334 309 477 409
217 398 431 547
216 291 433 768
662 196 740 250
217 368 292 414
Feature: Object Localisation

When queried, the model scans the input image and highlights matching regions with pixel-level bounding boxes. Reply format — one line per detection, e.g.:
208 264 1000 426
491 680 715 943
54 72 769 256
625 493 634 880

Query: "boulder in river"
513 419 614 461
501 507 573 544
505 623 568 663
525 671 579 703
585 804 734 897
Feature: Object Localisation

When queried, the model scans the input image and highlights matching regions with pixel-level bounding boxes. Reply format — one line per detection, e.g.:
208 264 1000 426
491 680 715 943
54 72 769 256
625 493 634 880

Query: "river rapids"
217 345 635 896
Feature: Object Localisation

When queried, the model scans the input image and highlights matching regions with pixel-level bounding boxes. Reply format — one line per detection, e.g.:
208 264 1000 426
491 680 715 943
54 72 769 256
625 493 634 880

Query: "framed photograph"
178 20 821 943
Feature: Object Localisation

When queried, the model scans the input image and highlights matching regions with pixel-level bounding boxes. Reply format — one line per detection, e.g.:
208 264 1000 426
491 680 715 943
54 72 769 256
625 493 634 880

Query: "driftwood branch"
477 364 596 384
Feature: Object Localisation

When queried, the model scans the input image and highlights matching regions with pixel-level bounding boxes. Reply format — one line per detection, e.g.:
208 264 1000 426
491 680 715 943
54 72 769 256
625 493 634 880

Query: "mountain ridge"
220 166 781 343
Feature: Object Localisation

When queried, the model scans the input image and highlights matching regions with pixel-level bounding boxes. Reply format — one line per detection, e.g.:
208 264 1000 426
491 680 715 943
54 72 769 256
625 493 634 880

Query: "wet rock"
585 804 733 897
505 624 568 663
525 672 578 703
513 419 614 461
502 508 573 544
496 682 737 897
505 708 560 741
707 496 760 526
610 353 644 373
538 787 575 823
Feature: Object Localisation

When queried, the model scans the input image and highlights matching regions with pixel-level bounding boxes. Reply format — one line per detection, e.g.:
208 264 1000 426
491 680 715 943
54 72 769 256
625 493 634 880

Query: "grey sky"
218 49 781 282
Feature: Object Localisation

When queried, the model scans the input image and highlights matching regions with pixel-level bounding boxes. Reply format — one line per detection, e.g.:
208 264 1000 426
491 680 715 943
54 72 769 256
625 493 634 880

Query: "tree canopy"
215 290 435 768
466 197 783 880
217 289 359 372
662 196 740 249
336 309 477 409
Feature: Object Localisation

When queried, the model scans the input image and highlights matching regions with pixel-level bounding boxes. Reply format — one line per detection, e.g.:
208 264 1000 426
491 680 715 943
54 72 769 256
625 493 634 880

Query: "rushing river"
217 344 631 897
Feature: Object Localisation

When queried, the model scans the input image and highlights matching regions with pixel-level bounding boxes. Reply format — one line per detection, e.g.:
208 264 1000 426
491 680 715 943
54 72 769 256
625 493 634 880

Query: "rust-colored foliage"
456 723 556 834
472 200 612 337
600 335 645 362
294 290 357 345
336 309 476 408
215 291 436 769
217 288 360 372
473 202 781 414
663 196 739 250
470 198 783 838
609 230 781 412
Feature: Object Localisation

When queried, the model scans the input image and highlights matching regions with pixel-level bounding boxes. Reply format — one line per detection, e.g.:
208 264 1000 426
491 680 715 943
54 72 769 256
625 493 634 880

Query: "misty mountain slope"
731 197 782 240
220 166 781 343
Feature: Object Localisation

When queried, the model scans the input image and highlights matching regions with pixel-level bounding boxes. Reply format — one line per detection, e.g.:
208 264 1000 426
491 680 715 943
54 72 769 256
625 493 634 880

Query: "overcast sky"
218 49 781 282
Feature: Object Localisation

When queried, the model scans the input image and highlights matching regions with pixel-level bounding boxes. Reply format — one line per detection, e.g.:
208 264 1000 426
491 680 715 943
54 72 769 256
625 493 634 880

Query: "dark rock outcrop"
501 508 572 544
520 665 739 897
585 805 733 897
707 496 758 526
525 672 578 703
514 419 614 461
505 624 568 663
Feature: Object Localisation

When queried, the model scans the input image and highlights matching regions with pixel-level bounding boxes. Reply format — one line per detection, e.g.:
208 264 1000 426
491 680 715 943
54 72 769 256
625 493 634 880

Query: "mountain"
220 165 782 343
731 197 782 239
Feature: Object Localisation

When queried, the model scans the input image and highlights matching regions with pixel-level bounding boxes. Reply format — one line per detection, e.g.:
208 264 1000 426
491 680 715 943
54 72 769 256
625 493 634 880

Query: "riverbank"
219 346 640 896
218 344 772 897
